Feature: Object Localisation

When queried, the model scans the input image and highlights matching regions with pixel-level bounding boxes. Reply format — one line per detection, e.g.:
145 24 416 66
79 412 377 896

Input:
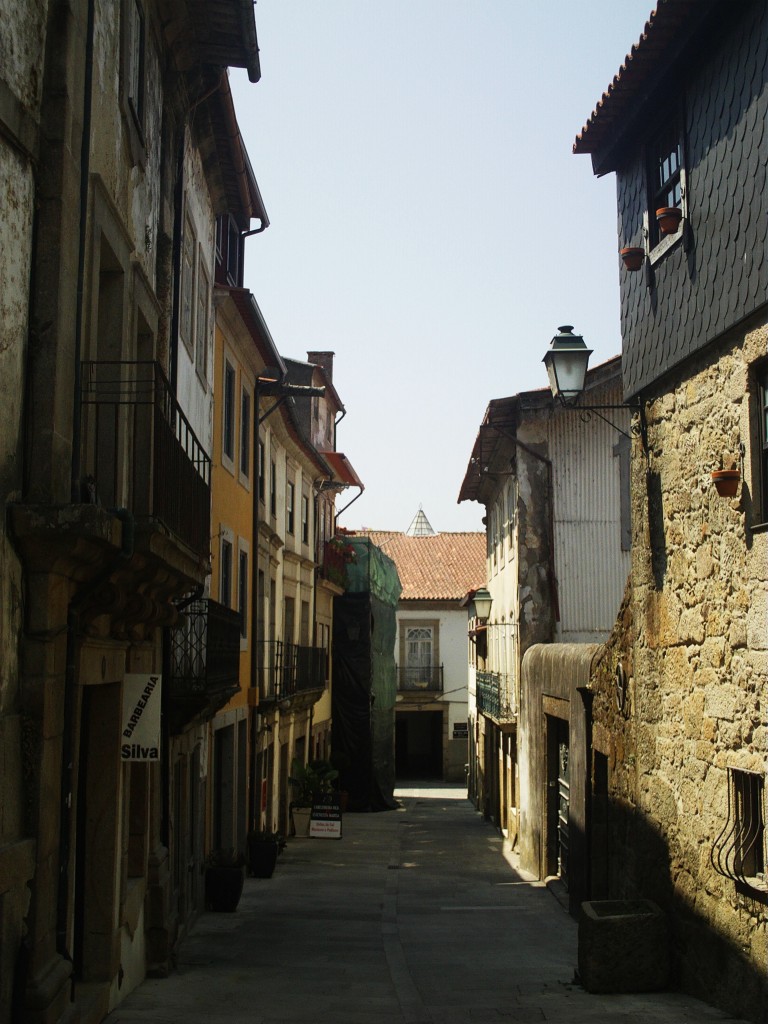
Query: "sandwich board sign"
309 800 342 839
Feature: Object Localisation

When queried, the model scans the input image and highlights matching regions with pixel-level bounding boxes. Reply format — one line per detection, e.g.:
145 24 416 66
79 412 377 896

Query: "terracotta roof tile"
360 532 486 602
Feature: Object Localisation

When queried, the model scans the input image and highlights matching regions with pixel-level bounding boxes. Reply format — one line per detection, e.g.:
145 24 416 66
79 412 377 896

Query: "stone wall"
591 316 768 1020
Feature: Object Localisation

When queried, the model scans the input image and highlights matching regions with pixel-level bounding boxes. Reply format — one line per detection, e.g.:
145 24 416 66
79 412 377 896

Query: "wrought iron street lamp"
542 325 648 451
472 587 492 621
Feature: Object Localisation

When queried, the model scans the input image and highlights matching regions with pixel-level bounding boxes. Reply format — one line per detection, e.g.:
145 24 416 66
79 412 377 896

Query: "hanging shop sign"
121 673 162 760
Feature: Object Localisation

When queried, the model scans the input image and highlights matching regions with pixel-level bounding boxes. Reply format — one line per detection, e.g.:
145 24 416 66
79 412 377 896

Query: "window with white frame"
222 359 236 465
240 387 251 482
646 115 686 251
301 492 310 545
238 545 249 643
220 534 233 609
287 480 295 534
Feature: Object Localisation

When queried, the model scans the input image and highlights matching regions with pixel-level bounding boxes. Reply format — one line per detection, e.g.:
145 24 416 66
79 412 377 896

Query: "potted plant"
711 467 741 497
620 246 645 271
246 828 284 878
204 848 245 911
289 758 339 836
656 206 683 236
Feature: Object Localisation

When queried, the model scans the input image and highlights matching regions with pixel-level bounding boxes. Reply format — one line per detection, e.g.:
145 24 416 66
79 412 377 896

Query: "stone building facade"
0 3 262 1021
575 0 768 1017
459 359 630 868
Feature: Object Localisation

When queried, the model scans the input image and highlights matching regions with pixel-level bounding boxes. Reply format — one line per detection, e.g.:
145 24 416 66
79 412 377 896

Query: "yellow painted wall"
211 320 255 709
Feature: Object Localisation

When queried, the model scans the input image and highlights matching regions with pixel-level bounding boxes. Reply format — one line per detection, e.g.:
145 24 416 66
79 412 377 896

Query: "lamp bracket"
561 399 648 452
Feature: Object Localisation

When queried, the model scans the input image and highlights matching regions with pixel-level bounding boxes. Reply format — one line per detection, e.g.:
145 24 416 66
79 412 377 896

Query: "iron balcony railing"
167 598 241 733
256 640 326 702
476 670 516 721
80 361 211 558
396 665 444 691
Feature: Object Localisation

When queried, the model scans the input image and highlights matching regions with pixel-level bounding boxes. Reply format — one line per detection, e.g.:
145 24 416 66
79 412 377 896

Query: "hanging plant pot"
620 246 645 272
656 206 683 237
711 469 740 497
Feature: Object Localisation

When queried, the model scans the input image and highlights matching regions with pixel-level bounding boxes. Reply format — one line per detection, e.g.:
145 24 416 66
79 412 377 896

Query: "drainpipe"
56 508 134 984
69 0 96 503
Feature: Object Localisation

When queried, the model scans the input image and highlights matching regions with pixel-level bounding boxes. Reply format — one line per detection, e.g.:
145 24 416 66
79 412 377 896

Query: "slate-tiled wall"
617 0 768 399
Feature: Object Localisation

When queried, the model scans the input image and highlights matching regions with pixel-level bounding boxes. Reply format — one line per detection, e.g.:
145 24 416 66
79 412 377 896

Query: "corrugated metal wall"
550 380 631 639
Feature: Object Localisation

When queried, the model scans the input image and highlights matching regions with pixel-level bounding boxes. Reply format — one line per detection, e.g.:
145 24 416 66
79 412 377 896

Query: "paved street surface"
108 784 744 1024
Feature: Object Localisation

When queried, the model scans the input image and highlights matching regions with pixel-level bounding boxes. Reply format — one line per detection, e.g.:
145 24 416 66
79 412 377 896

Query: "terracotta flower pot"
711 469 740 497
656 206 683 237
620 246 645 271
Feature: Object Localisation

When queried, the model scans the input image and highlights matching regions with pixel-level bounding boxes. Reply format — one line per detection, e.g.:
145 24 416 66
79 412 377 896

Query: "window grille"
711 767 766 893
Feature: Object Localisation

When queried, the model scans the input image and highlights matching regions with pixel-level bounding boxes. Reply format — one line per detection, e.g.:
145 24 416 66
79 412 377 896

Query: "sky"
229 1 654 534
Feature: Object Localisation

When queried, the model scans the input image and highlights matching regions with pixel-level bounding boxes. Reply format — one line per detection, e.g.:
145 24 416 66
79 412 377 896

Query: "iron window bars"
711 767 767 894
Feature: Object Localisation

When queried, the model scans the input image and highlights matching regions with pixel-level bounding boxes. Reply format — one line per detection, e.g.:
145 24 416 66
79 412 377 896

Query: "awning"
320 451 364 490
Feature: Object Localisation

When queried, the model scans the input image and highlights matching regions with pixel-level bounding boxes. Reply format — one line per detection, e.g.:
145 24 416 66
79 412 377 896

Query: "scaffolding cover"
332 539 400 812
344 536 402 607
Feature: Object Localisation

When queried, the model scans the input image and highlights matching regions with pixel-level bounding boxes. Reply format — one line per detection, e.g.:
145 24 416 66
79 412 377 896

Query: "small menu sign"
310 800 342 839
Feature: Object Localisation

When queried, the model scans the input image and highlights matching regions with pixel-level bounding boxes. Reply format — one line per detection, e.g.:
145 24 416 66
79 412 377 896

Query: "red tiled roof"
573 0 706 166
360 531 486 602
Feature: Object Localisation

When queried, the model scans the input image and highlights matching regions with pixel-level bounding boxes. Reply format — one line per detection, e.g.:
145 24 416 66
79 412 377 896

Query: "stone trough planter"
578 899 669 993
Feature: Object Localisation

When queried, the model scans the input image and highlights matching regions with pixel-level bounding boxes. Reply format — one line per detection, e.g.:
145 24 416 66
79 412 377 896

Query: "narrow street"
108 784 742 1024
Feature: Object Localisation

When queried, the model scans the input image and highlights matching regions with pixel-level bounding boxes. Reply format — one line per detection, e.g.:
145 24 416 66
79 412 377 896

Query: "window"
399 622 440 689
238 548 248 640
126 0 145 130
270 459 276 517
223 360 235 463
220 537 233 608
647 117 685 250
214 214 241 287
181 215 196 354
240 389 251 480
506 482 517 549
712 768 766 890
195 260 210 382
301 493 310 545
258 440 265 503
758 366 768 524
120 0 146 163
287 481 295 534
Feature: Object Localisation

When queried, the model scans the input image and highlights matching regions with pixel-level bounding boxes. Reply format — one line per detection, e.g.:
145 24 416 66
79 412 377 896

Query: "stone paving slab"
106 784 745 1024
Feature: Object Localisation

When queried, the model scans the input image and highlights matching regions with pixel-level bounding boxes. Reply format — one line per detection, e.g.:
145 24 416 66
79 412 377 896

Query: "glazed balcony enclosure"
256 641 327 703
476 670 516 721
80 361 211 559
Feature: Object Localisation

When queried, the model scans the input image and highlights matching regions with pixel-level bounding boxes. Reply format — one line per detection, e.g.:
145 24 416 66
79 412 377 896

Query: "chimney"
307 351 334 381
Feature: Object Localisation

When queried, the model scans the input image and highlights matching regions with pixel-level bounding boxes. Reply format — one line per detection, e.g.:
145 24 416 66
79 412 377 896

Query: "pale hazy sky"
230 1 654 533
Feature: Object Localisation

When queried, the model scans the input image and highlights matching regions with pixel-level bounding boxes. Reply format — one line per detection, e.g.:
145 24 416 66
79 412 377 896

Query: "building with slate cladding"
359 518 486 783
573 0 768 1017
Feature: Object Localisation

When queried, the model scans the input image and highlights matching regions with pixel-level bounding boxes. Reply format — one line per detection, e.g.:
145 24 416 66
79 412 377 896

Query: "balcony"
256 641 326 704
397 665 444 692
167 599 241 734
317 537 348 588
476 670 516 722
80 361 211 560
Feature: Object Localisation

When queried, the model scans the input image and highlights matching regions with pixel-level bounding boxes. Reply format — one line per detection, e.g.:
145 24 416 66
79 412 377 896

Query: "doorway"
395 710 443 779
547 715 570 889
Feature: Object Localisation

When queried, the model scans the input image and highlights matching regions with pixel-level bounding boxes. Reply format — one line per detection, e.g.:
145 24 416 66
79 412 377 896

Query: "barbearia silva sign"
121 674 161 760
